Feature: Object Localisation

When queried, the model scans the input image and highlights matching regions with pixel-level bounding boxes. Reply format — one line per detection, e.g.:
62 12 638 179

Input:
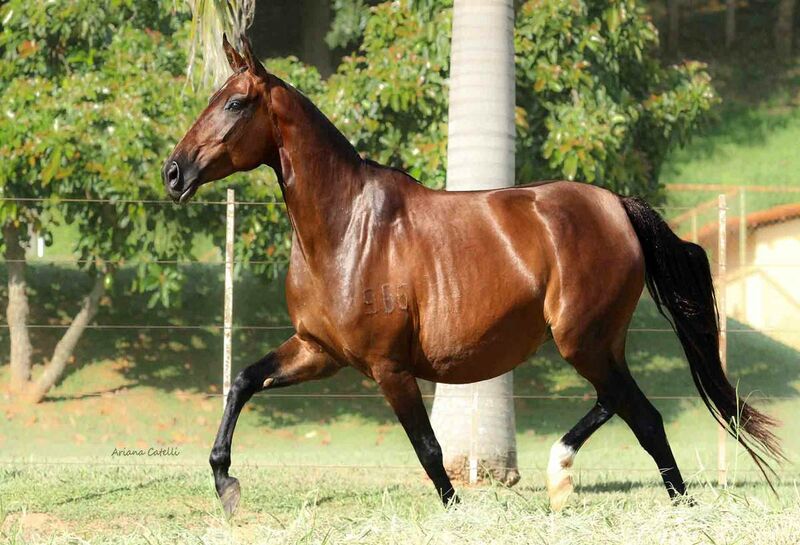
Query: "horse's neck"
270 85 365 261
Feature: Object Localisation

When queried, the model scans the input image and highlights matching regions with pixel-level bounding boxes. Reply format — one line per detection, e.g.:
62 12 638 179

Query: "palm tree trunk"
3 223 33 394
430 0 519 486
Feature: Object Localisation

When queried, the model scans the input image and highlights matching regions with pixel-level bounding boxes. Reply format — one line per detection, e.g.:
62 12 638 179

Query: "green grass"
2 265 800 543
2 466 800 544
661 103 800 187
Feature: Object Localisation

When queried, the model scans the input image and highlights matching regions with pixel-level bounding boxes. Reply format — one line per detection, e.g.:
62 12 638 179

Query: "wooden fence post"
717 193 728 486
739 188 747 320
223 189 235 411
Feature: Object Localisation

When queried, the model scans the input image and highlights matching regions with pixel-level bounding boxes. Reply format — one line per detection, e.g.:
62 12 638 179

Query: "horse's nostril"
167 161 181 190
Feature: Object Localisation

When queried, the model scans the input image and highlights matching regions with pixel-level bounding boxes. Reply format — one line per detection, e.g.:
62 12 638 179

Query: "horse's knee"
232 362 270 395
231 369 251 392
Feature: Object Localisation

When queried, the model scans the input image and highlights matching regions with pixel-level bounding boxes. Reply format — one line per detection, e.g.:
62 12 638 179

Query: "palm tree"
185 0 256 86
429 0 519 486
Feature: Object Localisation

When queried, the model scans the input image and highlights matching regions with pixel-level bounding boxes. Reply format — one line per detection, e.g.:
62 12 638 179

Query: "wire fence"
0 459 775 476
4 388 795 402
1 187 800 481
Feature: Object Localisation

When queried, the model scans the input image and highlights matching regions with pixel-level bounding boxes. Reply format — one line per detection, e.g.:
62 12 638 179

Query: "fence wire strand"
2 324 800 334
26 390 796 401
0 459 782 474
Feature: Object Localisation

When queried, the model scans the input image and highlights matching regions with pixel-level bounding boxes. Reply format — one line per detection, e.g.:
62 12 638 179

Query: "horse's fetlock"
209 447 231 470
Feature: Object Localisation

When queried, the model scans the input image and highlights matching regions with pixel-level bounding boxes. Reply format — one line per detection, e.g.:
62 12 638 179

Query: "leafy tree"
0 0 212 402
270 0 716 197
514 0 717 196
325 0 452 187
325 0 383 51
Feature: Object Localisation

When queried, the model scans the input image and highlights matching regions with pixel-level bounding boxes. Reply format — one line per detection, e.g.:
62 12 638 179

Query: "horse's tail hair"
620 196 784 488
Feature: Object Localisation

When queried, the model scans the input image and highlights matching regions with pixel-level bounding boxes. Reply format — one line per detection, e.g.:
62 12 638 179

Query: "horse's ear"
222 33 245 72
241 36 269 80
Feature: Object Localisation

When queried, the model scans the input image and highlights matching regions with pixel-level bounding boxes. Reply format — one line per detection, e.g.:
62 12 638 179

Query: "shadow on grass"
310 484 405 507
1 264 798 436
46 475 178 509
574 480 652 494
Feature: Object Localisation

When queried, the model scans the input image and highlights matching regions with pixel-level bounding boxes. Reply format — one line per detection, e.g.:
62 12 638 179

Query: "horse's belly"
415 299 548 383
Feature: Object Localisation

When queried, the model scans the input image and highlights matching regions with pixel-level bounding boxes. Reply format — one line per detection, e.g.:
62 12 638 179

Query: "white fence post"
223 188 235 411
717 193 728 486
739 188 747 320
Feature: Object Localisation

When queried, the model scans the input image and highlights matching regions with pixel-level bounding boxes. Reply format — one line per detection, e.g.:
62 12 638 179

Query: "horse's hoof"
672 493 696 507
547 474 573 512
218 477 241 517
444 492 461 508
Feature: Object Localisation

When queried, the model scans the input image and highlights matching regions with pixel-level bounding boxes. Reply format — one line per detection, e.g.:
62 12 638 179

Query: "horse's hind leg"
547 396 614 510
209 334 341 516
547 348 688 509
613 368 687 499
545 345 622 510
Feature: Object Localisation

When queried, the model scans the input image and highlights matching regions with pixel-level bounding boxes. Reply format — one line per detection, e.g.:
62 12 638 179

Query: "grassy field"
3 466 800 544
2 265 800 543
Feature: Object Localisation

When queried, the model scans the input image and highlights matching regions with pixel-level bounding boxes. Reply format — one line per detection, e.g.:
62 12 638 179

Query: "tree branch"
27 273 106 403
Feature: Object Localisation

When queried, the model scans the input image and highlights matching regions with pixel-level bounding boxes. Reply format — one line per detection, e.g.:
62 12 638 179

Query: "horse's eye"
226 99 243 111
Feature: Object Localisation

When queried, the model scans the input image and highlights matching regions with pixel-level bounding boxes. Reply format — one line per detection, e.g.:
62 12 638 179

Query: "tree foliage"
0 0 219 399
514 0 716 196
0 0 204 299
281 0 716 197
326 0 452 187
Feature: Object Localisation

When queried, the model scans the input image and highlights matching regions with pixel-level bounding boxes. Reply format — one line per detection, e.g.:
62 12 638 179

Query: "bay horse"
163 36 782 515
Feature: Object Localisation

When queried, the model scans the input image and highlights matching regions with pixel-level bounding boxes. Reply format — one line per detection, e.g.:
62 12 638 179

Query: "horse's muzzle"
165 161 181 190
163 159 197 204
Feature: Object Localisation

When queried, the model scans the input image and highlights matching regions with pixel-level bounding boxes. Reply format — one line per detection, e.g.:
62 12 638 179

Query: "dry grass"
2 465 799 545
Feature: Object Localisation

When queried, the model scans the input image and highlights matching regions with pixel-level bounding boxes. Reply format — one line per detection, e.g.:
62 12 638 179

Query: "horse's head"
163 35 278 203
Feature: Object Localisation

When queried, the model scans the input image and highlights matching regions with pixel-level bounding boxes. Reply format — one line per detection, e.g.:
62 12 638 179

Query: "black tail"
620 196 784 485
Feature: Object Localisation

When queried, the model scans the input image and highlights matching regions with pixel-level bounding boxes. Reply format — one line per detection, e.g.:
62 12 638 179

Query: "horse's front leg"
373 364 457 506
209 334 341 516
